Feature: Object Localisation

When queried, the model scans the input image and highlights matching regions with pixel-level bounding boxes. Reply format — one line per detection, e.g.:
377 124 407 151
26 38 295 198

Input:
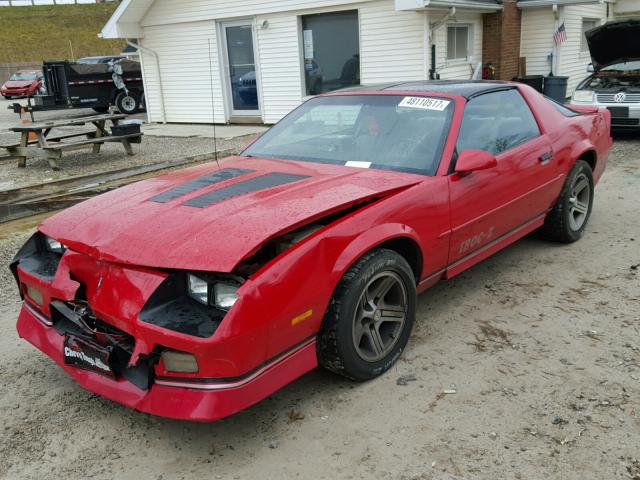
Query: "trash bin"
543 75 569 102
515 75 544 93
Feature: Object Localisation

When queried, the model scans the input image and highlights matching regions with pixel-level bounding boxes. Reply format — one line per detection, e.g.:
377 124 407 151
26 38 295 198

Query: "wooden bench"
1 113 136 170
44 133 142 155
3 133 142 170
0 131 97 149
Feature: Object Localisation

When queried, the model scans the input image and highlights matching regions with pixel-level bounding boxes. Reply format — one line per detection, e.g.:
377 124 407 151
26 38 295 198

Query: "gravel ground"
0 136 638 480
0 98 252 191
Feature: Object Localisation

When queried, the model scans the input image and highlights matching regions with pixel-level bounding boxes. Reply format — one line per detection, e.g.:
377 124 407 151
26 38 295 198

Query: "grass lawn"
0 3 125 64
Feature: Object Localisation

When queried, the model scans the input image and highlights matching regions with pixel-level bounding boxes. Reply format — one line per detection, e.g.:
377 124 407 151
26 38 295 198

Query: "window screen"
301 10 360 95
456 89 541 155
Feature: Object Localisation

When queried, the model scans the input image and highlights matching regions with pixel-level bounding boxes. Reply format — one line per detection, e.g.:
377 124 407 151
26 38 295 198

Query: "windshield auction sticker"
398 97 450 111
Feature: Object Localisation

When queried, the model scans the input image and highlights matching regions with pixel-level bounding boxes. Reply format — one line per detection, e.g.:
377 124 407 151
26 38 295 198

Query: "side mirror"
586 63 594 73
455 150 497 175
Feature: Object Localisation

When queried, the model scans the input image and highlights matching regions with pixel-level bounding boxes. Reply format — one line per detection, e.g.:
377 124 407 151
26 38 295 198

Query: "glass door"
223 22 260 115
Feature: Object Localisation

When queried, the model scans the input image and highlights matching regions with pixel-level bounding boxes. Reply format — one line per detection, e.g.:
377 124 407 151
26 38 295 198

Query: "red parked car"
11 81 612 421
1 69 44 98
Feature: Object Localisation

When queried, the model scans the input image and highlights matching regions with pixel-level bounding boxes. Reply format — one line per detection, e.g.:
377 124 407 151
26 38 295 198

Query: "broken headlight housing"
10 232 67 286
187 273 239 311
140 272 243 338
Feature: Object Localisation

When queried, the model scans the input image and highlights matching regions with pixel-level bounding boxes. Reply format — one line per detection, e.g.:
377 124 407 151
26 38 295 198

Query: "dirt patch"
0 136 639 479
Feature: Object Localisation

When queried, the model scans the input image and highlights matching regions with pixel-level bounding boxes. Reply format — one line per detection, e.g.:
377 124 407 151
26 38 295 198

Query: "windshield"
603 61 640 72
242 94 454 175
10 72 37 81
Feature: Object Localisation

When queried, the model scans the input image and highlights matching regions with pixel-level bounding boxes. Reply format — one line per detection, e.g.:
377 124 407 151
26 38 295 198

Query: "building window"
581 19 598 52
301 10 360 95
447 25 470 61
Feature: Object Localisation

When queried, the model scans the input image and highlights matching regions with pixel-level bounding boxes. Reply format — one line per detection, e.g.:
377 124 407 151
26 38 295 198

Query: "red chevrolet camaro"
11 81 611 421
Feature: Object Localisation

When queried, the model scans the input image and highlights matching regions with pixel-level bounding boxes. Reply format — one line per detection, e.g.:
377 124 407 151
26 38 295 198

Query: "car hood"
4 80 34 88
39 157 422 272
586 19 640 71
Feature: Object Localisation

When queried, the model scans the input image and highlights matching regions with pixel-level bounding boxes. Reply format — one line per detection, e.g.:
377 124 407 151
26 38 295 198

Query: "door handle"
538 151 554 163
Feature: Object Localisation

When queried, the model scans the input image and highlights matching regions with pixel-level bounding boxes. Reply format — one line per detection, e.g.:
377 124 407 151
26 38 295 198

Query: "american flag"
553 22 567 45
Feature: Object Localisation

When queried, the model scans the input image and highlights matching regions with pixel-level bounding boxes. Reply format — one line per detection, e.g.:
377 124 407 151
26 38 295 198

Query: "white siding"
359 0 426 83
256 14 304 124
135 0 492 124
520 4 610 98
141 21 226 123
558 3 610 94
614 0 640 18
433 11 483 80
141 0 367 27
519 7 554 78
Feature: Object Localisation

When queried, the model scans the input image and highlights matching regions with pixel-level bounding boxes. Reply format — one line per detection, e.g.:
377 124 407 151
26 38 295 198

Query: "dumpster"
543 75 569 102
515 75 544 93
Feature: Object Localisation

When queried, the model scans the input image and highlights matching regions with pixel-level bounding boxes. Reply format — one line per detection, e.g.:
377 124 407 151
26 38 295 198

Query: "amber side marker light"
161 350 199 373
291 309 313 326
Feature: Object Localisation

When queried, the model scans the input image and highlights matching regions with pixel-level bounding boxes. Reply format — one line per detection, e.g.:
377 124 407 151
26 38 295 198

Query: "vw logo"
614 92 626 103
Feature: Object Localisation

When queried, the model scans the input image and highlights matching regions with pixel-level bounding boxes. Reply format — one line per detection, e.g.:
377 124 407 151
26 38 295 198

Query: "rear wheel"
317 249 416 381
541 159 594 243
115 91 140 115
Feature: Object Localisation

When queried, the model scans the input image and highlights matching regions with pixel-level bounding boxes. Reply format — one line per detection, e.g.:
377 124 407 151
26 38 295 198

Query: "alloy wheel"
568 172 590 231
352 271 407 362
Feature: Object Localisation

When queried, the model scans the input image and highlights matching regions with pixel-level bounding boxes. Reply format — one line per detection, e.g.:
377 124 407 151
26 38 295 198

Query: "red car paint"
14 82 612 421
1 69 42 98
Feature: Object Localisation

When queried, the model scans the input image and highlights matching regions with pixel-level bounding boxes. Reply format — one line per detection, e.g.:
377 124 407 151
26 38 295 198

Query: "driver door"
447 89 559 271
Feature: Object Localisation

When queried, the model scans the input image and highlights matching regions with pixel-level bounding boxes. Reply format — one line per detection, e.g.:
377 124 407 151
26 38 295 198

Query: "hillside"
0 3 125 64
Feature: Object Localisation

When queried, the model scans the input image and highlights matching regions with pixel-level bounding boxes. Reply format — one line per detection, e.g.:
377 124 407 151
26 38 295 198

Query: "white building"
519 0 615 95
101 0 624 125
101 0 502 124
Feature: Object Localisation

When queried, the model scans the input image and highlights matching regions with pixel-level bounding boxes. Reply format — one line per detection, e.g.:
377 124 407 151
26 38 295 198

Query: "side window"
456 89 540 155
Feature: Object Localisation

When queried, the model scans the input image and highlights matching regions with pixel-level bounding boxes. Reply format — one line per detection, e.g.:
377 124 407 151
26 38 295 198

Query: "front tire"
115 91 140 114
317 249 416 381
541 159 594 243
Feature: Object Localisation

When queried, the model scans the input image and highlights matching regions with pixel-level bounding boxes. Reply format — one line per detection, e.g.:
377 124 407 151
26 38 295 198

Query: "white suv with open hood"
570 18 640 130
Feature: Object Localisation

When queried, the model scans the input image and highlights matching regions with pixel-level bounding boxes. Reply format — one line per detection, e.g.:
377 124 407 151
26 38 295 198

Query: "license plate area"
64 334 115 378
607 106 629 118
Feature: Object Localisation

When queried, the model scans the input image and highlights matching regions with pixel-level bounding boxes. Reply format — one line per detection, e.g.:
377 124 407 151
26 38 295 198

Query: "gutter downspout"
428 7 456 80
127 39 167 124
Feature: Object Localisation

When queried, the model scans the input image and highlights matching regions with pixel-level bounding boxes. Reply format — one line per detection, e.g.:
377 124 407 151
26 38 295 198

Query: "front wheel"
541 159 594 243
317 249 416 381
115 91 141 115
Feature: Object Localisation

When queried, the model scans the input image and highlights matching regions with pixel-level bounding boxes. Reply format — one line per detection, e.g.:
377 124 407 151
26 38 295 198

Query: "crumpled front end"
11 232 318 421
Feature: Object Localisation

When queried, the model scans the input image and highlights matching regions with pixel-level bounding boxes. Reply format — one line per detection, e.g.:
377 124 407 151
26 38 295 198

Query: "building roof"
517 0 606 7
102 0 503 39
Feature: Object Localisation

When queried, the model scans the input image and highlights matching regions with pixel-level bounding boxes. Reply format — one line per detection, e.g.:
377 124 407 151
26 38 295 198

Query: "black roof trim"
333 80 518 99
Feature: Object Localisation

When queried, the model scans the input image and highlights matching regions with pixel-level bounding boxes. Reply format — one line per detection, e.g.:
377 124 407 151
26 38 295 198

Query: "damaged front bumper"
12 233 318 421
17 304 316 421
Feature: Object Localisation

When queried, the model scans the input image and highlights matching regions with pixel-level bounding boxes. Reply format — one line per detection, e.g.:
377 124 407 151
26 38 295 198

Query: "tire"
317 248 417 381
92 106 109 113
115 91 140 114
541 159 594 243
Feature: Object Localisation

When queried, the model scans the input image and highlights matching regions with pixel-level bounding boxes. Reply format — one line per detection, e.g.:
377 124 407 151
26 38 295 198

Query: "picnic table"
0 113 142 170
